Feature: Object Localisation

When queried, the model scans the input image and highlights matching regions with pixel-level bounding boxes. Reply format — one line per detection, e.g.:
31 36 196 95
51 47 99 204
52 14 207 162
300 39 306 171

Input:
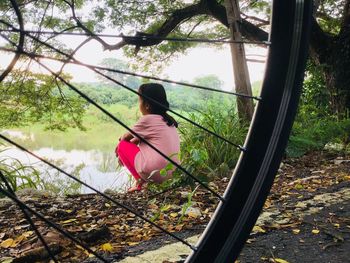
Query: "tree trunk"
325 32 350 118
310 18 350 118
224 0 254 122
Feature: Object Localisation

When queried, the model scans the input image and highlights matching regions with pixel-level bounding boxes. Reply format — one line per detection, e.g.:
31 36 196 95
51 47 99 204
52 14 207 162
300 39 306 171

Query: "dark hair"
138 83 178 128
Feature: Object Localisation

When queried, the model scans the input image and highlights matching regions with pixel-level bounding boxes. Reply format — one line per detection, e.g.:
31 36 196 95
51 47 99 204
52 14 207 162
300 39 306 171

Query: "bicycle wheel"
187 0 312 262
0 0 312 262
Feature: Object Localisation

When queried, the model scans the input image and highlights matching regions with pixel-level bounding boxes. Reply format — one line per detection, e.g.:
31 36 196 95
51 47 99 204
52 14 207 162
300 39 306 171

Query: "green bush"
170 100 246 188
286 61 350 157
148 100 246 193
0 148 44 196
287 114 350 157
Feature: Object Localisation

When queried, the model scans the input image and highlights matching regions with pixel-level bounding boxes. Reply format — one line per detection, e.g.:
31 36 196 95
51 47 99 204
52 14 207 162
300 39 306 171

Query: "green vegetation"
0 150 43 195
286 62 350 157
149 100 247 192
10 103 138 152
0 147 86 197
4 0 346 117
178 101 246 179
0 70 86 131
287 116 350 157
2 72 350 194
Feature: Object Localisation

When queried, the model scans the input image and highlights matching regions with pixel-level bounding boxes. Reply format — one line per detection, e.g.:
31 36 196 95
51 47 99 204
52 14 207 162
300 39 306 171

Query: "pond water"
0 130 131 194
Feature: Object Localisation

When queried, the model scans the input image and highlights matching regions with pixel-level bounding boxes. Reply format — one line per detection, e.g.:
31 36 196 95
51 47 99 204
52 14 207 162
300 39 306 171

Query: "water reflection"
0 146 130 194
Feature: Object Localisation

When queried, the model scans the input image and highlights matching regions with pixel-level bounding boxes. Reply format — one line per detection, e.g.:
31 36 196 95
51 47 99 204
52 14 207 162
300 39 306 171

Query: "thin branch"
187 20 203 37
246 58 265 63
241 12 269 25
0 0 24 82
37 0 52 34
56 36 93 77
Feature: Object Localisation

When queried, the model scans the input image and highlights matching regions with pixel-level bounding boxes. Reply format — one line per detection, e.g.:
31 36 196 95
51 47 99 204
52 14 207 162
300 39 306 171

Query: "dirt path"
119 151 350 263
239 199 350 263
117 184 350 263
0 151 349 262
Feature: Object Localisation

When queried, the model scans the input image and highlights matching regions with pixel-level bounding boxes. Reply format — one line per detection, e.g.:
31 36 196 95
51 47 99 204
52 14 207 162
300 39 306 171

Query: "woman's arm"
119 132 134 142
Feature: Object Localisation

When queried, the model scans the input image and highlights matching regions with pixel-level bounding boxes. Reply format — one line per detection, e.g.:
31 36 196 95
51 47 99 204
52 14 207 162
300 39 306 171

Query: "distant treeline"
73 81 235 112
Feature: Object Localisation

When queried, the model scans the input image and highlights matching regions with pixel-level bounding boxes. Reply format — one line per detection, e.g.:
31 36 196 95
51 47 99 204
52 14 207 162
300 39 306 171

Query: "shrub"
0 147 44 196
151 100 247 192
287 114 350 157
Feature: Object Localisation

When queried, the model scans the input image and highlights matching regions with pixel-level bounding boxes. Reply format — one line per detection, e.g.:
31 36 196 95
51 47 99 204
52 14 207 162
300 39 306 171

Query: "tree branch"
68 0 269 52
202 0 268 42
112 2 206 50
309 16 334 64
240 12 269 25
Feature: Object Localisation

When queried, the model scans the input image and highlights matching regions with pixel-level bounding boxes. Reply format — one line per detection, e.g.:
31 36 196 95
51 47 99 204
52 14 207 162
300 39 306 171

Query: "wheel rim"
0 0 313 262
186 0 312 261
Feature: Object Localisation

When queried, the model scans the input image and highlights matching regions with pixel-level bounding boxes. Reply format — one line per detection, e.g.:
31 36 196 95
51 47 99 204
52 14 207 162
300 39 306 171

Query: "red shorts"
116 140 142 181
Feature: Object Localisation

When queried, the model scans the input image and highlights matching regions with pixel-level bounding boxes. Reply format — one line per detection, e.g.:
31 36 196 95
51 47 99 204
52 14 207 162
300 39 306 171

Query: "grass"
0 146 44 195
6 104 140 152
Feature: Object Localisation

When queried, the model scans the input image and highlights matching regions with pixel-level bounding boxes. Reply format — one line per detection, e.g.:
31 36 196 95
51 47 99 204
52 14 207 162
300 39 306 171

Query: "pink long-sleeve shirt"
132 114 180 182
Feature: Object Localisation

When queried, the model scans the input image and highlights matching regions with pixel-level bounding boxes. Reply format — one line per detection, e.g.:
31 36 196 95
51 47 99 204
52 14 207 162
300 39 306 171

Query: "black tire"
1 1 312 262
186 0 312 262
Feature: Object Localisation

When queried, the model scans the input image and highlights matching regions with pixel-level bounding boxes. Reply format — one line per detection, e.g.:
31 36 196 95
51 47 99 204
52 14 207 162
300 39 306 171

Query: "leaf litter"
0 151 349 262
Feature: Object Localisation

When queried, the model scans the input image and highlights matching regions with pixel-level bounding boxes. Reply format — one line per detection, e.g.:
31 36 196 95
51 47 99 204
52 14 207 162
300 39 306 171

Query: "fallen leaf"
274 258 289 263
312 229 320 234
148 204 158 210
105 203 111 208
1 238 14 248
127 242 139 246
252 226 266 233
333 223 340 228
175 224 184 231
295 184 304 190
45 232 61 243
12 235 25 247
160 204 172 212
0 257 13 263
100 243 113 252
246 238 255 244
292 229 300 234
264 200 272 208
22 231 34 238
187 211 199 218
0 233 5 240
170 213 178 218
61 219 77 224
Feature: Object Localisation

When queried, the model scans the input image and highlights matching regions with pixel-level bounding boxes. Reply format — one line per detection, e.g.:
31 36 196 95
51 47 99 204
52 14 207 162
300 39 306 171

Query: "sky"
0 36 267 90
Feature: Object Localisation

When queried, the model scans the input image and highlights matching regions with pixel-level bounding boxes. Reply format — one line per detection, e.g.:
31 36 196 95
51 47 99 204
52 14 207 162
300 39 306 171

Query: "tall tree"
193 74 223 100
309 0 350 117
1 0 349 117
224 0 254 121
